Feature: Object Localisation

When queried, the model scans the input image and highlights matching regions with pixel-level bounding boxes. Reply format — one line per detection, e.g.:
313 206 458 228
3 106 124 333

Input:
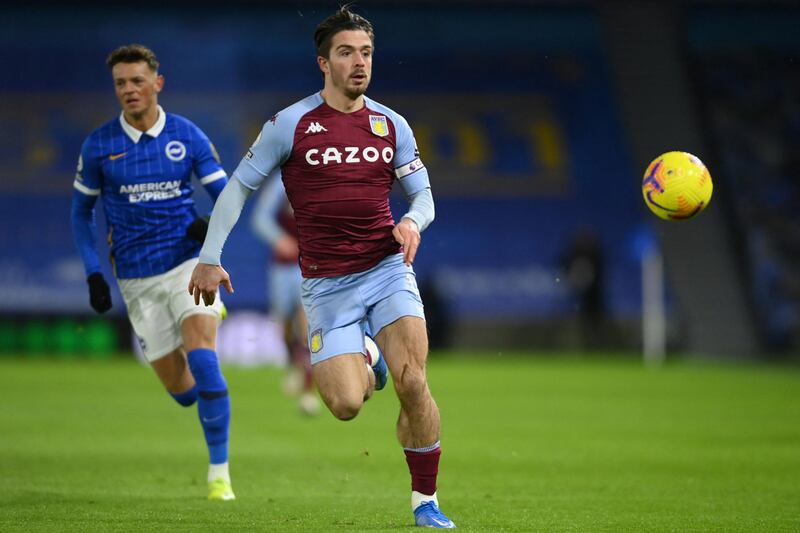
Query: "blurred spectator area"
3 3 799 355
688 6 800 350
0 5 644 349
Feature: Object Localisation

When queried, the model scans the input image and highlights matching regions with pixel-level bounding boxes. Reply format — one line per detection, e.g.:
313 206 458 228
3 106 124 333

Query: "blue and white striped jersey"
72 106 227 279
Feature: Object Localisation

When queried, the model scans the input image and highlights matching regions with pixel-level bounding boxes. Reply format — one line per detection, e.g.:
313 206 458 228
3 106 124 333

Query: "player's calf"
186 348 234 500
170 385 198 407
393 362 429 406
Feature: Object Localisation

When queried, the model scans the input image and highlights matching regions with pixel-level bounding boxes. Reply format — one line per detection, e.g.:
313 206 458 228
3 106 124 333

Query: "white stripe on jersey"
73 180 101 196
395 157 425 179
199 169 227 185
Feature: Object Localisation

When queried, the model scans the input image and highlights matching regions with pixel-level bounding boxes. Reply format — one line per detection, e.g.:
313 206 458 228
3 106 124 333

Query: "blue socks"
170 385 198 407
187 349 230 465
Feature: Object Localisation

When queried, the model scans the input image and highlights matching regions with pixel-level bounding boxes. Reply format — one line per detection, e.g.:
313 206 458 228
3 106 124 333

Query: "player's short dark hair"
106 44 159 72
314 5 374 58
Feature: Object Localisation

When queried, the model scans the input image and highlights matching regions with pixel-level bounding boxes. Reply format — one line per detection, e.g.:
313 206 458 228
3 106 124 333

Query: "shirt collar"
119 105 166 143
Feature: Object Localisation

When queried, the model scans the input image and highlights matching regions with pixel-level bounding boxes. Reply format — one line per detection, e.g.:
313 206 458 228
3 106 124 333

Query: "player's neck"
123 105 160 133
320 89 364 114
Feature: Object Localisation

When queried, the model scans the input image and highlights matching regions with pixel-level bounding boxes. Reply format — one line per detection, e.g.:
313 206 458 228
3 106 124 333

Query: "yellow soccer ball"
642 151 713 220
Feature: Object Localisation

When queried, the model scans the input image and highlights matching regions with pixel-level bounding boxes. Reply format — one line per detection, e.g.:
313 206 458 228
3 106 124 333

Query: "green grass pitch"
1 353 799 532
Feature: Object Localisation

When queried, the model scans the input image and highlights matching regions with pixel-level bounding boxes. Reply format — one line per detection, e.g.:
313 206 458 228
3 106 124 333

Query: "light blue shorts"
269 263 302 322
301 253 425 364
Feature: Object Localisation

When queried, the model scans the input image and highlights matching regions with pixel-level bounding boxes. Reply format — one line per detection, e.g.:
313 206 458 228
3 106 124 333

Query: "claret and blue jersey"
234 92 430 278
72 106 227 279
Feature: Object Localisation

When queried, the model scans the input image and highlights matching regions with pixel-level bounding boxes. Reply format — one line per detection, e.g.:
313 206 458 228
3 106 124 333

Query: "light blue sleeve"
199 97 317 264
401 187 435 233
232 112 299 191
391 113 431 197
250 172 287 247
198 177 253 265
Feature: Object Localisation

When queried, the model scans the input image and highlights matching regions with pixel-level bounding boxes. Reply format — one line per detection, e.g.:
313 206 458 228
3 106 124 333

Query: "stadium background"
2 1 798 359
1 2 800 532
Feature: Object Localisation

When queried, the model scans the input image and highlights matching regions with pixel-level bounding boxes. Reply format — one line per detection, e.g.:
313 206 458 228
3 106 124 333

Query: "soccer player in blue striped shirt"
71 44 234 501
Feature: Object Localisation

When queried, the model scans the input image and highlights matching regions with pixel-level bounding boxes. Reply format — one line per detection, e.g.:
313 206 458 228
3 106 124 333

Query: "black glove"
186 215 210 243
87 272 112 314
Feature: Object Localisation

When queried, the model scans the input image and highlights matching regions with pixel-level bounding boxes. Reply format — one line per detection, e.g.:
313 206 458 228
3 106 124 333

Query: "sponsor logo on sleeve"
75 155 84 180
209 142 221 163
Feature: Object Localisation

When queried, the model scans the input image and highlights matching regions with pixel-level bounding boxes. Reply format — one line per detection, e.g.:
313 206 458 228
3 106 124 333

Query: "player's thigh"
118 276 182 362
375 316 429 377
362 254 426 341
301 276 367 364
312 352 369 404
180 313 219 351
167 259 223 346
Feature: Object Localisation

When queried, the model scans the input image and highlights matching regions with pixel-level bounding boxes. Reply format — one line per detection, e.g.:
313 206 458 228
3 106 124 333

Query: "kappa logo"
305 122 328 134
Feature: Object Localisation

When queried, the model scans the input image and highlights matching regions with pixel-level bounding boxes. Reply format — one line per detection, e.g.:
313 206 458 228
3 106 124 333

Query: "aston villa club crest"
310 329 324 353
369 115 388 137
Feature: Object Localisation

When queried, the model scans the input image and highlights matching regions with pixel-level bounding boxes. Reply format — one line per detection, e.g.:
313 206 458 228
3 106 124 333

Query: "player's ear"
154 74 165 93
317 56 329 76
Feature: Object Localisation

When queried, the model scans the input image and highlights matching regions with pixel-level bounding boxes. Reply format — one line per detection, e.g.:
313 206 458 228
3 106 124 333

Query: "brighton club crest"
369 115 389 137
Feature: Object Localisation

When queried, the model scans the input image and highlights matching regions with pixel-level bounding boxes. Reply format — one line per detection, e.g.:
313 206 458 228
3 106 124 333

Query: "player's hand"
186 215 210 243
188 263 234 306
273 234 300 262
392 217 421 265
87 272 112 313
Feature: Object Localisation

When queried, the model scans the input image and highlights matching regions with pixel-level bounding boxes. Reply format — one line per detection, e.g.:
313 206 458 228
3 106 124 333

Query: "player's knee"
187 348 226 391
395 364 428 400
182 315 217 351
326 394 363 421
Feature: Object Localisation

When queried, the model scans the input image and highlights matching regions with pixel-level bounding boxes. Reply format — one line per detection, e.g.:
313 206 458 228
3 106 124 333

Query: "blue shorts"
301 253 425 364
269 263 302 322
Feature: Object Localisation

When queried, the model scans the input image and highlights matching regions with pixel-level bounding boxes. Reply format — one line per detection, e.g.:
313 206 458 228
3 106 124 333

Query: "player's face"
320 30 373 99
111 61 164 119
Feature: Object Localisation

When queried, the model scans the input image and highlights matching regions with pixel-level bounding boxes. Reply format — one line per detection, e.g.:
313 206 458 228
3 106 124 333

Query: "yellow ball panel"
642 151 713 220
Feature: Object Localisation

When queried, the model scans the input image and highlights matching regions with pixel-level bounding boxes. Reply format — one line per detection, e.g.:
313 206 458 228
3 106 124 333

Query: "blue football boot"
364 335 388 390
414 501 456 528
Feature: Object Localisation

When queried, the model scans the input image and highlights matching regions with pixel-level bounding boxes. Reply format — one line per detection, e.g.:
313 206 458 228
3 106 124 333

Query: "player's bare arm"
393 217 421 265
189 263 234 306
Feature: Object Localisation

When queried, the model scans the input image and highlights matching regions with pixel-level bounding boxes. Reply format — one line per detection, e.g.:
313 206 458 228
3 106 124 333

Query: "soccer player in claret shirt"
189 7 456 528
71 44 235 501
